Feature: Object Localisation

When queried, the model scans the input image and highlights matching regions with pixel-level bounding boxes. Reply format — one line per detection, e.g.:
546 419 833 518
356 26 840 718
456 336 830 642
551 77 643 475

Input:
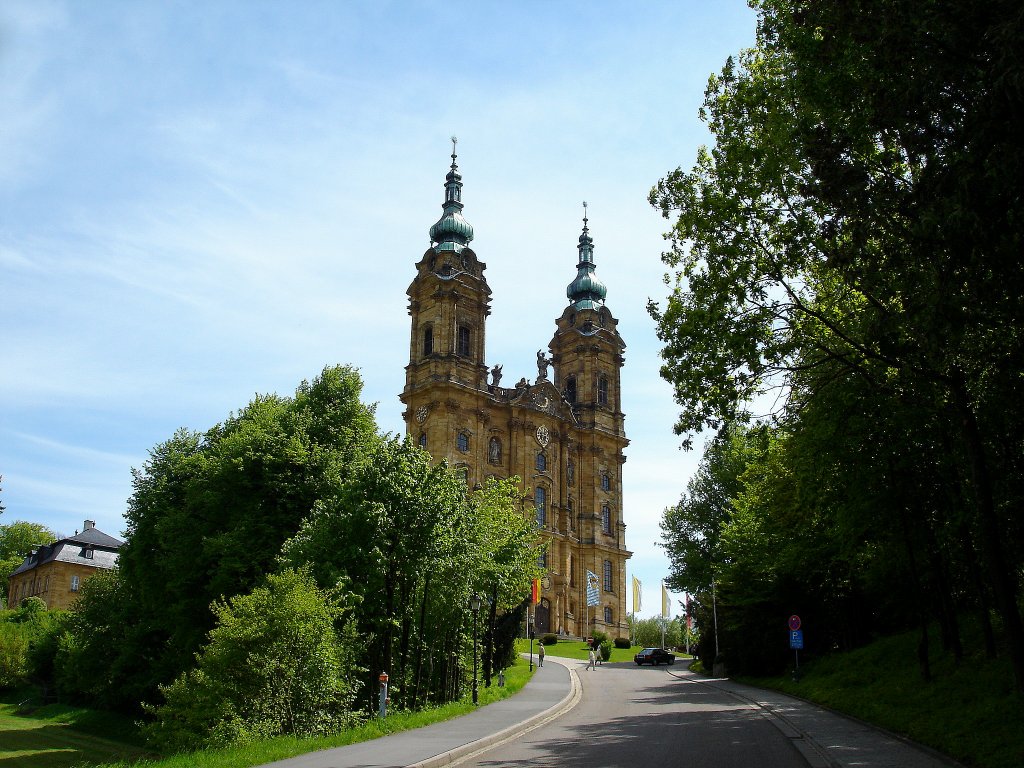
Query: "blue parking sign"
790 630 804 649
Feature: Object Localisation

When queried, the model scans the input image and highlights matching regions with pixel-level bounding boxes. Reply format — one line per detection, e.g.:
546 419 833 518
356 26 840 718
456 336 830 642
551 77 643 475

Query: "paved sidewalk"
256 655 580 768
689 674 964 768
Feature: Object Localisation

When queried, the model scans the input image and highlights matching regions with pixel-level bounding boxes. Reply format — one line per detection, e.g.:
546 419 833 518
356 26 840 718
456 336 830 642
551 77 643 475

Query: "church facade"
400 144 632 639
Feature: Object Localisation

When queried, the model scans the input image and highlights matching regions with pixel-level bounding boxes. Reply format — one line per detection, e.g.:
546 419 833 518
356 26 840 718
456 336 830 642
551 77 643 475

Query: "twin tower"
400 142 631 639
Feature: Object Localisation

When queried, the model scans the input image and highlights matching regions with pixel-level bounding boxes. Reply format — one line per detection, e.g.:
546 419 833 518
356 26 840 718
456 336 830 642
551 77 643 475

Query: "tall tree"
108 365 377 707
650 0 1024 687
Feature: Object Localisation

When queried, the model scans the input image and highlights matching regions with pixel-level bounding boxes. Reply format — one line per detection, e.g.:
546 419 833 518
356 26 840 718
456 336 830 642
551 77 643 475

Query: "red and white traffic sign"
788 614 801 631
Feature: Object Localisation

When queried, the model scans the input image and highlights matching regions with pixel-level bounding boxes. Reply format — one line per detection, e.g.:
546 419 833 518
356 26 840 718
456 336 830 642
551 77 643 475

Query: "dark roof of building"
7 521 123 580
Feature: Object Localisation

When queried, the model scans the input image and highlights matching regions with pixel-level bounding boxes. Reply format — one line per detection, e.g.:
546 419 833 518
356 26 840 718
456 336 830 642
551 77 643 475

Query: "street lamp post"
470 592 482 705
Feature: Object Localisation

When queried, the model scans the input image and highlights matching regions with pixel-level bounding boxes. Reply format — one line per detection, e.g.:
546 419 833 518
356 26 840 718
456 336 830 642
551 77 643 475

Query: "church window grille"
418 433 427 448
604 607 613 624
601 472 610 491
457 325 471 357
423 325 433 356
602 504 611 534
597 375 608 405
603 559 613 592
536 451 547 472
457 432 469 452
535 487 546 526
565 375 577 403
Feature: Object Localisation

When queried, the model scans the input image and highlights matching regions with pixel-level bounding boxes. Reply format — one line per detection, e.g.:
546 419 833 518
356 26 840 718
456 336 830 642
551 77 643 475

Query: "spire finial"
450 136 458 167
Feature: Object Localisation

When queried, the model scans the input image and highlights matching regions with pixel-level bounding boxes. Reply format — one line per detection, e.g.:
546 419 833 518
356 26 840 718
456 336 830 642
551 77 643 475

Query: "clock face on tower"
536 425 550 447
415 405 429 423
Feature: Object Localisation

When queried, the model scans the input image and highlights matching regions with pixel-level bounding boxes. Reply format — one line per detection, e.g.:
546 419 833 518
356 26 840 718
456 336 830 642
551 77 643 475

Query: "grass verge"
738 624 1023 768
0 659 532 768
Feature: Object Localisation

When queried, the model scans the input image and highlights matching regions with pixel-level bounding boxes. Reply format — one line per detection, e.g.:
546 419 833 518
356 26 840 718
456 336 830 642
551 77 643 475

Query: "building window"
83 547 94 559
603 559 613 592
538 549 547 569
604 607 613 624
536 451 547 472
456 466 469 484
601 472 611 492
567 459 574 484
597 375 608 405
457 325 471 356
418 432 427 448
70 575 80 592
457 431 469 452
535 487 546 526
570 555 576 587
565 376 577 403
422 325 433 356
602 505 611 534
488 437 502 464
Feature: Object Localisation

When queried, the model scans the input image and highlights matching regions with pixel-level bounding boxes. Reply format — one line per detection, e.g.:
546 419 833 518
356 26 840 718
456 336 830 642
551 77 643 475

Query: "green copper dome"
566 205 607 309
429 139 474 253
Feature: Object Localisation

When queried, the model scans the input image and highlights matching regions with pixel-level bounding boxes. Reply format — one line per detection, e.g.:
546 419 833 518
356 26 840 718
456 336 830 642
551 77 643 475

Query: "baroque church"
400 143 632 639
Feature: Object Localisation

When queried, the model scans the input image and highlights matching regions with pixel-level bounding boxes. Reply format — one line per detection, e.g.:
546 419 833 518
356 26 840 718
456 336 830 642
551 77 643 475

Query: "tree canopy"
652 0 1024 686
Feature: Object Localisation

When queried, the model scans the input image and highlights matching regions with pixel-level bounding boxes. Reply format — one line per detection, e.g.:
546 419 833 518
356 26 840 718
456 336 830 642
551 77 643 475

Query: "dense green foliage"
652 0 1024 686
143 569 360 753
628 615 684 650
0 603 68 694
0 520 57 596
45 365 541 751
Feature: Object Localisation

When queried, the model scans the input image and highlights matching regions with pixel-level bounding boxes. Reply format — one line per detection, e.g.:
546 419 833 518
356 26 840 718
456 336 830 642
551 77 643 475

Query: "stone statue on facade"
490 364 503 387
536 349 551 380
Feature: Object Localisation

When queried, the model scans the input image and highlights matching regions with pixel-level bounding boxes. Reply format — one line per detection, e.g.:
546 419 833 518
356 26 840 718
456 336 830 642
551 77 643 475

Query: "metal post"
470 593 481 705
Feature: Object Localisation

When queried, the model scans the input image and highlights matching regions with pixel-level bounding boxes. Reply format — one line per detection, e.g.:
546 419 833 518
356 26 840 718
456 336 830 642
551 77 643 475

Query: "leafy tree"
650 0 1024 688
281 436 474 710
1 520 57 586
96 365 376 709
144 569 360 753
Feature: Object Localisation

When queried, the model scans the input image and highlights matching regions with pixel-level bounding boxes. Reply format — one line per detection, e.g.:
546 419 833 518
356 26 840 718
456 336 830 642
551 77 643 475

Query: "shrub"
599 640 612 661
614 637 631 649
541 633 557 646
144 569 361 753
0 618 29 689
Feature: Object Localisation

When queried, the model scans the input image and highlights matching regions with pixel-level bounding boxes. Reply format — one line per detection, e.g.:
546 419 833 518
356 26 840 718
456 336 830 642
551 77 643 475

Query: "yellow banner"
662 582 670 618
632 576 642 613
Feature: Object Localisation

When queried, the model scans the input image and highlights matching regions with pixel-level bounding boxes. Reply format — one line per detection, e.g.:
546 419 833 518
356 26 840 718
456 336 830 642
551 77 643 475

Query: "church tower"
401 148 631 640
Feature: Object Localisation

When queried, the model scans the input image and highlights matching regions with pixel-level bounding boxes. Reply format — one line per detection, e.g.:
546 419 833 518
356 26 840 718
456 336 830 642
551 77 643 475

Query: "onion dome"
566 202 607 310
429 137 474 253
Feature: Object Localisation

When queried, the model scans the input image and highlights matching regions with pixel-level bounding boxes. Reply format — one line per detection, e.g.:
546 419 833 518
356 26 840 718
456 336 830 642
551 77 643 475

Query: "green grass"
0 657 535 768
516 637 690 664
0 692 151 768
738 623 1023 768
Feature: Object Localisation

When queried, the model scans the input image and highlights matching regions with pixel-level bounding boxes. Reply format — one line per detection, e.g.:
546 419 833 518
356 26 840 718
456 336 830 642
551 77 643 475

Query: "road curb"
408 655 582 768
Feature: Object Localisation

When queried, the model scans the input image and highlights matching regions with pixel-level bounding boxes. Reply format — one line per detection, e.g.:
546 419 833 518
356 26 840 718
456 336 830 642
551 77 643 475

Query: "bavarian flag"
531 578 540 605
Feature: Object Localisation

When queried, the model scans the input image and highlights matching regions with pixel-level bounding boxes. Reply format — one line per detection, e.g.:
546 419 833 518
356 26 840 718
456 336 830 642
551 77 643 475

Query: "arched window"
418 433 427 448
597 375 608 405
602 504 611 534
565 375 577 403
536 451 547 472
535 487 546 526
601 472 611 491
604 607 613 624
488 437 502 464
457 325 471 356
457 432 469 452
602 559 613 592
422 325 433 356
569 554 576 587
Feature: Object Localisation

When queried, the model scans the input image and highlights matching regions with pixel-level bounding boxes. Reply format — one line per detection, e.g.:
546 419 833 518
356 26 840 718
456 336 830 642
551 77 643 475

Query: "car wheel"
635 661 641 666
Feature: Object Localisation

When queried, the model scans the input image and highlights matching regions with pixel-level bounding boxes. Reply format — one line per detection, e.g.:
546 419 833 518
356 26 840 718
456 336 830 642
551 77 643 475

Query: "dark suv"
634 647 676 666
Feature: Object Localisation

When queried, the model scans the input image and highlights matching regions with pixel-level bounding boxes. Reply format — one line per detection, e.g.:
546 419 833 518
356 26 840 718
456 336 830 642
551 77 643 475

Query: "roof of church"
566 204 608 310
429 137 474 253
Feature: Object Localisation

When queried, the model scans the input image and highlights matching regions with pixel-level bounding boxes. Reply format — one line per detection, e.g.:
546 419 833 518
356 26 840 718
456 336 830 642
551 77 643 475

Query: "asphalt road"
456 659 809 768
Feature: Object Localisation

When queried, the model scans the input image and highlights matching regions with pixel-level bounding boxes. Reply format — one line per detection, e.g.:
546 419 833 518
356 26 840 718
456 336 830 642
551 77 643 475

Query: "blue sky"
1 1 757 618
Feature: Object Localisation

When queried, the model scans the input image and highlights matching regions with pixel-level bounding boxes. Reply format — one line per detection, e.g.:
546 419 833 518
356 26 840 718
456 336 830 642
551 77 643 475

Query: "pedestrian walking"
586 646 597 670
538 643 545 667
